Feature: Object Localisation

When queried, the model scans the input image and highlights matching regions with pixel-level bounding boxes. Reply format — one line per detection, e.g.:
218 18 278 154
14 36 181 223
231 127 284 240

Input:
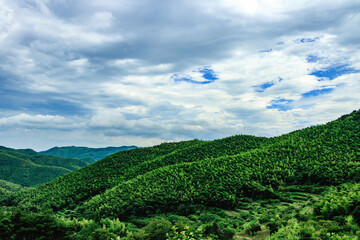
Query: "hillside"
0 147 89 187
1 110 360 239
76 109 360 219
11 135 269 212
41 145 138 163
0 179 29 192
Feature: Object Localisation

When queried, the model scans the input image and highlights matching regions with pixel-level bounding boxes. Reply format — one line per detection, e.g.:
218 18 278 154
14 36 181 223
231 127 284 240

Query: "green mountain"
41 145 138 163
1 110 360 239
0 146 89 187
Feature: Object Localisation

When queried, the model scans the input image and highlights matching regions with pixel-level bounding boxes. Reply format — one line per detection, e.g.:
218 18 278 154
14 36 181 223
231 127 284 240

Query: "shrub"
267 221 281 235
143 218 172 240
243 220 261 236
352 205 360 225
166 225 208 240
219 227 236 240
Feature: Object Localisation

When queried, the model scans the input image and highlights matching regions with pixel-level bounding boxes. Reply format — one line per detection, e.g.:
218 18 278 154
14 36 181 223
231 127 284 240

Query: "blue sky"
0 0 360 150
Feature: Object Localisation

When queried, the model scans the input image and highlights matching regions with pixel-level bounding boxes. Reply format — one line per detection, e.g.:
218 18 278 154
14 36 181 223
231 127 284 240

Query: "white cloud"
92 11 114 29
0 113 80 129
0 0 359 150
112 58 142 67
88 109 128 128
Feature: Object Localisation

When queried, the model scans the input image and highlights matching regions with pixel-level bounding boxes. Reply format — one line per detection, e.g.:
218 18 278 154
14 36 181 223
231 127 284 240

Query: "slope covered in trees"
0 180 28 192
41 146 138 163
76 109 360 220
11 136 269 212
0 147 89 187
1 110 359 239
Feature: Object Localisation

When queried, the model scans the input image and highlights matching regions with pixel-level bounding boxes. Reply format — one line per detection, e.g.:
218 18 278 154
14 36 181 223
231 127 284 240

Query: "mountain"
0 146 89 187
40 145 138 163
1 110 359 239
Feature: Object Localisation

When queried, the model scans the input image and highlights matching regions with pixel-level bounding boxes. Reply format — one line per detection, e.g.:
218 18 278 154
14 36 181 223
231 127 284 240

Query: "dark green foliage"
0 208 75 240
219 227 236 240
352 206 360 225
204 221 220 236
41 145 138 163
267 221 281 234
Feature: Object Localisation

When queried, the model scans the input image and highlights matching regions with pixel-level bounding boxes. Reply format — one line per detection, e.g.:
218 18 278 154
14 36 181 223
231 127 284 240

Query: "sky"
0 0 360 151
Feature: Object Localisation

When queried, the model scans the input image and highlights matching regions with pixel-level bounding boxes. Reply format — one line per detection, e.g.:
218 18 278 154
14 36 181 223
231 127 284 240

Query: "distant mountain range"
0 146 89 187
0 145 137 188
40 145 138 163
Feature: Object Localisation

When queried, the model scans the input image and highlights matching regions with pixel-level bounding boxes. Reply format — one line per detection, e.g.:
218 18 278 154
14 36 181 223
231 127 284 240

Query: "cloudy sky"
0 0 359 151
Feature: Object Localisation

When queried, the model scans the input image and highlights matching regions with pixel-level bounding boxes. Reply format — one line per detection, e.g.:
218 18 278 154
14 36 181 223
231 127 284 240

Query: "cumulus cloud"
0 0 359 150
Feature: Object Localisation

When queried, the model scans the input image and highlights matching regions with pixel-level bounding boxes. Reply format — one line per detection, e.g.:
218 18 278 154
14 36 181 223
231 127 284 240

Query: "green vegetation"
0 179 29 192
0 109 359 239
0 147 89 187
41 145 138 163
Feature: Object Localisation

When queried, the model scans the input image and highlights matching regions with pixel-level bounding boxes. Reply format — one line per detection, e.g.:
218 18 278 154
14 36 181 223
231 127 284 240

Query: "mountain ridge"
0 147 89 187
40 145 138 163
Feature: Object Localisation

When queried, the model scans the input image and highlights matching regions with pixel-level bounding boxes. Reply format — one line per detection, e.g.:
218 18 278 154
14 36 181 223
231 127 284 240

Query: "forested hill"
9 110 360 211
40 145 138 163
1 110 360 239
0 146 89 187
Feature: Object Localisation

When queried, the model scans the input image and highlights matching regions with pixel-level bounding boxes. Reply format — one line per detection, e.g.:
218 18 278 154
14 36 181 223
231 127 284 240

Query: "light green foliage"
166 225 210 240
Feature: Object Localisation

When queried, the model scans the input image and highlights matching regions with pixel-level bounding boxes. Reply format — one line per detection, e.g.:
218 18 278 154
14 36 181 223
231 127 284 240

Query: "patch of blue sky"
198 67 218 81
306 55 321 63
172 66 218 84
310 64 360 80
266 98 294 111
254 81 275 92
301 88 334 98
296 37 319 43
175 77 213 84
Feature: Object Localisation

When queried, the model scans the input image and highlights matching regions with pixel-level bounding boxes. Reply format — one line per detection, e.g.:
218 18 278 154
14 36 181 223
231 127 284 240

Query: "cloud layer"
0 0 359 150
